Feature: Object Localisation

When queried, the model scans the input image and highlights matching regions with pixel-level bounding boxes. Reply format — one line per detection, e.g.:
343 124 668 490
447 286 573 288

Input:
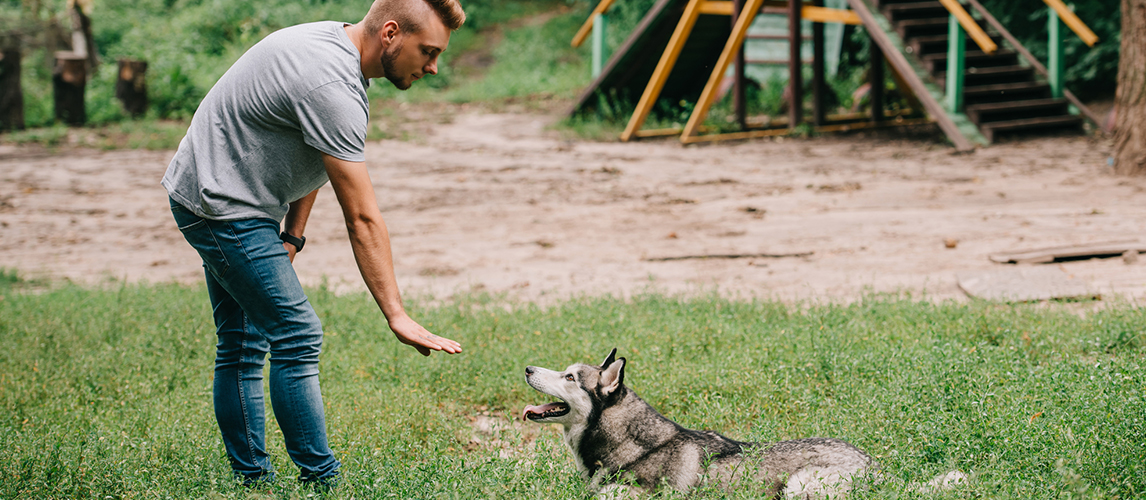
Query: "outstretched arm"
322 153 462 356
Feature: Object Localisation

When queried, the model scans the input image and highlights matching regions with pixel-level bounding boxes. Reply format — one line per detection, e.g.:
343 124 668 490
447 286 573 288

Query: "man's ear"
600 357 625 396
381 20 400 43
600 348 618 368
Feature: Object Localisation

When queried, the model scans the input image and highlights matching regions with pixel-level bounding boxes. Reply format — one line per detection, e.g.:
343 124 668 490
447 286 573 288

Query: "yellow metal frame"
620 0 708 141
937 0 996 54
679 0 766 143
572 0 620 48
1041 0 1098 46
620 0 861 142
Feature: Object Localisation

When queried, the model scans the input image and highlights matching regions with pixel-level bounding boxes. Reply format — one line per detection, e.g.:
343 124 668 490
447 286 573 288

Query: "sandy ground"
2 110 1144 305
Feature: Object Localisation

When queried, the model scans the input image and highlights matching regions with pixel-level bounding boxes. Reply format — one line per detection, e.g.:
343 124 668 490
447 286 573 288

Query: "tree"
1113 0 1146 175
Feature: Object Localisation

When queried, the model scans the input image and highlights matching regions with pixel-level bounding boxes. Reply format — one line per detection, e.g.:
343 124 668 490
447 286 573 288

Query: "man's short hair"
363 0 466 35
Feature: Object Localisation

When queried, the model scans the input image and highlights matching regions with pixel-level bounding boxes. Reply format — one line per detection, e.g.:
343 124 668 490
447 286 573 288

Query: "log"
115 59 148 117
0 46 24 131
53 52 86 126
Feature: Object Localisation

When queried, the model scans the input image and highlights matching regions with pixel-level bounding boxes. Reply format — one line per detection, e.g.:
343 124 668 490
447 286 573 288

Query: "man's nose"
425 60 438 75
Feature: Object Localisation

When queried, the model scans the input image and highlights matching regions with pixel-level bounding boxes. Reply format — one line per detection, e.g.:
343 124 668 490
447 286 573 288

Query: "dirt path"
2 111 1143 304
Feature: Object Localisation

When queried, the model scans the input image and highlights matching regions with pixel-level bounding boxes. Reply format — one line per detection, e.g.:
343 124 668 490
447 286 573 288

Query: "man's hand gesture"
389 314 462 356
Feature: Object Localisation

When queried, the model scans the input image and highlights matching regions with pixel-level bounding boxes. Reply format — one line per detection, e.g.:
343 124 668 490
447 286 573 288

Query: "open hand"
388 314 462 356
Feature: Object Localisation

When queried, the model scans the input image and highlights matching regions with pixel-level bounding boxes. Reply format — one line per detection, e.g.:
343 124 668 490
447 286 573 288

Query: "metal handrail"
964 0 1108 133
1041 0 1098 46
572 0 619 47
937 0 995 54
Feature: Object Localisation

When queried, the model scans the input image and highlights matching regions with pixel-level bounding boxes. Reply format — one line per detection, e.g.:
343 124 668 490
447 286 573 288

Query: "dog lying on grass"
522 349 966 498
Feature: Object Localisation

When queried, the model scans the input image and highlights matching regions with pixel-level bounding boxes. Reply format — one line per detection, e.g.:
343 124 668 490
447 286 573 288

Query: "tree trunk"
53 53 86 126
115 59 147 117
1114 0 1146 175
0 46 24 131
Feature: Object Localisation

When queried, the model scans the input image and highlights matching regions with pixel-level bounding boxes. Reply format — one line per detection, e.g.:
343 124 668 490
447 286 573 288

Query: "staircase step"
921 49 1018 72
979 115 1083 142
896 17 950 39
965 98 1071 124
962 81 1053 104
885 1 948 22
907 33 1005 57
937 65 1036 87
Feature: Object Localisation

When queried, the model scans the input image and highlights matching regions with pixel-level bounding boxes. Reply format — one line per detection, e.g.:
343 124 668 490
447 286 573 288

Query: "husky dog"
523 349 965 498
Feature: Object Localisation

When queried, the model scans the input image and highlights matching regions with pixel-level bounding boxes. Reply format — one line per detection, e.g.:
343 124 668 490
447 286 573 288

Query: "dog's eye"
565 374 575 382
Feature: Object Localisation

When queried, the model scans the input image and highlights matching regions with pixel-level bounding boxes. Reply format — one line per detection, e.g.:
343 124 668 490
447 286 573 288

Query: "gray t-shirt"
162 21 370 222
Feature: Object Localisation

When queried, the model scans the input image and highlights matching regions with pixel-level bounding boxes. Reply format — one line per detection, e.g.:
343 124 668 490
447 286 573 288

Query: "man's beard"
380 40 410 90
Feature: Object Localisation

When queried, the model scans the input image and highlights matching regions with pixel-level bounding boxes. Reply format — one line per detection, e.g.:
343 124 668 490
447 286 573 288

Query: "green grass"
1 280 1143 499
1 120 190 150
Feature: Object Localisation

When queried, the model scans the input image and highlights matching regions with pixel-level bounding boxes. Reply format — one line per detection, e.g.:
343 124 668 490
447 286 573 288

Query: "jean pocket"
174 213 231 278
177 218 207 232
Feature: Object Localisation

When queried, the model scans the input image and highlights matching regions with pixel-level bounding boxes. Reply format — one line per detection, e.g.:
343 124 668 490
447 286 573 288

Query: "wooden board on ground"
645 251 813 261
956 267 1095 302
988 240 1146 264
567 0 731 119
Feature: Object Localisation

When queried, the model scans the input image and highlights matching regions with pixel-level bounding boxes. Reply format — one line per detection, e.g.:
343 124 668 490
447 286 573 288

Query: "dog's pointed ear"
600 357 625 396
601 348 618 368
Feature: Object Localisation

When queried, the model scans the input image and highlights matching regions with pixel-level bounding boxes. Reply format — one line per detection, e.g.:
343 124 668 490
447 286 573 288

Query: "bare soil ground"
2 108 1144 304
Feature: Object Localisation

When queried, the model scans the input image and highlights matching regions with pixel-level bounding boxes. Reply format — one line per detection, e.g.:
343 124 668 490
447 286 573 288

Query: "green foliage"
1 284 1145 498
8 0 589 130
378 6 590 105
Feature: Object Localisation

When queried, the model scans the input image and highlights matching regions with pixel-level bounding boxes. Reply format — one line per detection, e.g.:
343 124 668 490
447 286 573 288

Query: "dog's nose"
525 366 535 376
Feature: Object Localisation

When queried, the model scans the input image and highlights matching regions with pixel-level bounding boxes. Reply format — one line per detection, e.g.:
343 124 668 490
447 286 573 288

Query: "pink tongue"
521 403 564 421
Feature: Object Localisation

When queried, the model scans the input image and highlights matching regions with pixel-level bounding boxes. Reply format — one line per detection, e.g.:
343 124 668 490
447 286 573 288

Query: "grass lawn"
1 276 1143 499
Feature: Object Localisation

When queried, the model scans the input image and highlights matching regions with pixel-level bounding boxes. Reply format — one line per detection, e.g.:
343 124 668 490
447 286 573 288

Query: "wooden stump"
53 52 86 126
0 47 24 131
115 59 148 117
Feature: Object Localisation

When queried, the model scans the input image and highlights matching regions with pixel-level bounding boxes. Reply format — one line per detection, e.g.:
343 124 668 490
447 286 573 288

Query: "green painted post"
591 13 608 78
946 14 965 113
1048 8 1063 98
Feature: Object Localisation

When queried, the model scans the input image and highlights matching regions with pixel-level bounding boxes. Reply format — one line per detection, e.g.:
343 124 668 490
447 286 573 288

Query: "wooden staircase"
872 0 1083 142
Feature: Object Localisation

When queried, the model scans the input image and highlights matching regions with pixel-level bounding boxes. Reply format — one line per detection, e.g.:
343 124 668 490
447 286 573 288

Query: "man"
162 0 465 487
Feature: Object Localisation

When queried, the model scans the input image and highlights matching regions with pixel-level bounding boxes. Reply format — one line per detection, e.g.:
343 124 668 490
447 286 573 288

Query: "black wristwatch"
280 232 306 252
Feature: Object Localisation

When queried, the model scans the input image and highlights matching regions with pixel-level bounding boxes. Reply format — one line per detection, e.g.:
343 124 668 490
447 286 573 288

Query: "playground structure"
568 0 1106 149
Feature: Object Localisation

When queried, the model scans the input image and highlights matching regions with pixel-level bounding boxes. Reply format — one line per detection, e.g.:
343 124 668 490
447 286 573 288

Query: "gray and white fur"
523 349 965 498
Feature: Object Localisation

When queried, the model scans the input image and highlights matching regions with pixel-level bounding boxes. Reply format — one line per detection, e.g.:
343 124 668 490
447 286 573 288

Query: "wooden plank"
621 0 705 141
687 3 862 23
677 112 929 143
956 267 1094 302
813 116 932 132
937 0 996 53
788 0 803 127
699 0 734 15
679 0 766 142
871 36 884 121
845 0 977 150
646 251 813 261
988 240 1146 264
732 0 747 129
572 0 620 48
635 127 685 137
1041 0 1098 46
802 5 861 24
812 0 826 126
682 127 791 143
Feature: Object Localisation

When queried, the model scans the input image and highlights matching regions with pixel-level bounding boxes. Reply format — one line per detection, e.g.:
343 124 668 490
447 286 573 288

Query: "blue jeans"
170 197 340 484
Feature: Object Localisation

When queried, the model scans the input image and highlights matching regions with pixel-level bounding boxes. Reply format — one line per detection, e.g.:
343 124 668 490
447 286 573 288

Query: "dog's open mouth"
521 402 569 421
